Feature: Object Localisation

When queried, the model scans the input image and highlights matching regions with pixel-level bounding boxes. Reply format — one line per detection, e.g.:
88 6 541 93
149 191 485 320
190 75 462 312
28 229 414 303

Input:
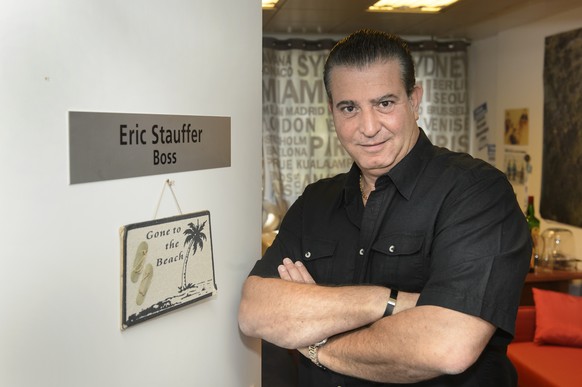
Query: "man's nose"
360 108 381 137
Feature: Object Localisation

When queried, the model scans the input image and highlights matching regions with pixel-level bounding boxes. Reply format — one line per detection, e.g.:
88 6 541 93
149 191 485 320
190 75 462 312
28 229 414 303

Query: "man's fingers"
294 260 315 284
282 258 306 282
278 258 317 284
278 264 292 281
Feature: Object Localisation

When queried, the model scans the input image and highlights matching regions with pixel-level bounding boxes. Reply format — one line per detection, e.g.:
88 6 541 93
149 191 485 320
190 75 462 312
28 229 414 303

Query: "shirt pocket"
370 233 426 289
301 236 337 283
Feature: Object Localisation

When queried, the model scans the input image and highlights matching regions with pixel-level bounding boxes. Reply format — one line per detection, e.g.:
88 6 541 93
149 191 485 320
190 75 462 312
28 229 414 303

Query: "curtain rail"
263 37 337 51
263 37 469 52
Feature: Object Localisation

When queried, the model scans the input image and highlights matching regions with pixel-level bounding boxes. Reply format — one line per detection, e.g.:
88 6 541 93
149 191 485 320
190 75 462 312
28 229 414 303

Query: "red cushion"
532 288 582 347
513 306 536 343
508 342 582 387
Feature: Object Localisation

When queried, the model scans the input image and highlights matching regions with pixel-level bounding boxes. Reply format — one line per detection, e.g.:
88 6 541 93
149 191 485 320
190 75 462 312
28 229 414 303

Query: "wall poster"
120 211 216 329
504 108 529 146
504 149 530 210
541 26 582 227
473 102 490 151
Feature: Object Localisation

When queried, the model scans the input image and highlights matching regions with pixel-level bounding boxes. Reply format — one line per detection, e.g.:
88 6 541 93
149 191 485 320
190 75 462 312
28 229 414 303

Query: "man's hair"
323 29 416 101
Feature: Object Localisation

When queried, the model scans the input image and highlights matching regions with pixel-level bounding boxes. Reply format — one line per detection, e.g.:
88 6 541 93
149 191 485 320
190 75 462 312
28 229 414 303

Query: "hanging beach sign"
120 210 216 329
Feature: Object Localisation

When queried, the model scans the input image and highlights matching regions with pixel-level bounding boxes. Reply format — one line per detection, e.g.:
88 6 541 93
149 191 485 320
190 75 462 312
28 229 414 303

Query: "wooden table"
519 270 582 305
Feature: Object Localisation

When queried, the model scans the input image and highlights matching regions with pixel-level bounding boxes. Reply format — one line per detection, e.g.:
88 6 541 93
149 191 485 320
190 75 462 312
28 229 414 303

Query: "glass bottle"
525 196 541 272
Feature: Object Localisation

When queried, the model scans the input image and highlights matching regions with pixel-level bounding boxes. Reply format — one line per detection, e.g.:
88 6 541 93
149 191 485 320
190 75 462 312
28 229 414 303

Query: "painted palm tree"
181 219 207 292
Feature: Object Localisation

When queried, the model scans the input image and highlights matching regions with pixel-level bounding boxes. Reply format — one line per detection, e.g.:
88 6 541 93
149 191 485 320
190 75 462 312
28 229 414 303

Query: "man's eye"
342 106 355 113
379 101 393 108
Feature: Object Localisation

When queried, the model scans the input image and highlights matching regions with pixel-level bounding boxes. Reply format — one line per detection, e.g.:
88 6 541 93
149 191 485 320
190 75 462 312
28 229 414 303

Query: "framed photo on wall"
504 108 529 146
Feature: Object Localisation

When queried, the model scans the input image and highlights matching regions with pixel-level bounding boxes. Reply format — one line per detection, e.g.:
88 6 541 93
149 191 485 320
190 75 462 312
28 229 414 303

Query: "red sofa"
508 306 582 387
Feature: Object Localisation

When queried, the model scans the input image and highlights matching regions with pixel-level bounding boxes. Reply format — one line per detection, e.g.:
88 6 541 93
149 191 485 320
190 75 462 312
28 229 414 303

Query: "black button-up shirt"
250 129 531 386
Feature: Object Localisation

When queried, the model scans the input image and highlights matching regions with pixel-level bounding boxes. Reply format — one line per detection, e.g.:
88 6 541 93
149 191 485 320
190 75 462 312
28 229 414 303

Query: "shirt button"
389 245 395 253
359 248 364 255
305 251 311 258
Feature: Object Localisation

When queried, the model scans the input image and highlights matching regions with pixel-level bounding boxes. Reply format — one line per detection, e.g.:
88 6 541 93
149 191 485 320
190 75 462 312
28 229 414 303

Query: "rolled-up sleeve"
417 168 531 336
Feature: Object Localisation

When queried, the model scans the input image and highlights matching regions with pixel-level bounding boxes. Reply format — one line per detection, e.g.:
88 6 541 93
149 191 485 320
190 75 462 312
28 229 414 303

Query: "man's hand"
276 258 318 361
393 291 420 315
277 257 315 284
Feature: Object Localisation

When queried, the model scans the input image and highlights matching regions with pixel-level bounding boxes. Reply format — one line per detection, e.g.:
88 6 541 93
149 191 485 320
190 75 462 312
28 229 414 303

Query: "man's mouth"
360 138 388 149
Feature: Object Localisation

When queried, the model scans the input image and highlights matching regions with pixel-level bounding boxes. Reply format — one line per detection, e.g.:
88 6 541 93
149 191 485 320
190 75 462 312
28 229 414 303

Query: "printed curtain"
262 37 469 230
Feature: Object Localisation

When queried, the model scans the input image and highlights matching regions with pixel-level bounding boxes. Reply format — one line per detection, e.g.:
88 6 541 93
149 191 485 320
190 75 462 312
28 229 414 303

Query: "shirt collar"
384 128 433 200
342 162 362 208
341 128 433 204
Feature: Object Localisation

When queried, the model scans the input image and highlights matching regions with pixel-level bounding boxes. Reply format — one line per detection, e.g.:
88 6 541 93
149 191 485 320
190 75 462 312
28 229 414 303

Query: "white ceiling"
263 0 582 40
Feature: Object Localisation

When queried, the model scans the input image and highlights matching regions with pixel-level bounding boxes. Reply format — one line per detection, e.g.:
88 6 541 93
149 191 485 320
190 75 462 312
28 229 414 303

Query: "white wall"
469 5 582 260
0 1 262 386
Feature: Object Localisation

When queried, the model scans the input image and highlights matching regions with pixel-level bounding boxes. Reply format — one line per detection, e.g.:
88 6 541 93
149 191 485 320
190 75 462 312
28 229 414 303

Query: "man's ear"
409 84 423 120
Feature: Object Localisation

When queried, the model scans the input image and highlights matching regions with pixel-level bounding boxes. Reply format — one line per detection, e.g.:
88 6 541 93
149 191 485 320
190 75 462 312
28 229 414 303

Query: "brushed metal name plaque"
69 111 230 184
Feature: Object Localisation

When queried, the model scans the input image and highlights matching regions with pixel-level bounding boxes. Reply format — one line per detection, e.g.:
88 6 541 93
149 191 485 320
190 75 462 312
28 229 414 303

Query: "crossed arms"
238 258 495 384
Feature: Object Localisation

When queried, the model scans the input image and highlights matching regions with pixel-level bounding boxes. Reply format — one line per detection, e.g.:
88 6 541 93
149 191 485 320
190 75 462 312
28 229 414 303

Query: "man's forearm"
313 305 495 383
238 275 390 349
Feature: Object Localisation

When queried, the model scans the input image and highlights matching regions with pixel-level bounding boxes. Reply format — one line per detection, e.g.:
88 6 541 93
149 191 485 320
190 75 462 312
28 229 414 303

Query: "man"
239 29 530 386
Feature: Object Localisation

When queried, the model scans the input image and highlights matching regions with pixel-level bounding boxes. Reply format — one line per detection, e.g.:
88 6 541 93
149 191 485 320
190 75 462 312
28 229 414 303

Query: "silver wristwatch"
308 338 328 368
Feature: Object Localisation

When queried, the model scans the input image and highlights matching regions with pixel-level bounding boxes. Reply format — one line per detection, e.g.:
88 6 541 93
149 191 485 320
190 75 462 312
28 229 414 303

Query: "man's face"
328 59 422 178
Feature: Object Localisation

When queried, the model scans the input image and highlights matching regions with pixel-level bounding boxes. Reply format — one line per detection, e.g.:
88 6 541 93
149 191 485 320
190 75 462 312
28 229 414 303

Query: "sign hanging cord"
153 179 183 219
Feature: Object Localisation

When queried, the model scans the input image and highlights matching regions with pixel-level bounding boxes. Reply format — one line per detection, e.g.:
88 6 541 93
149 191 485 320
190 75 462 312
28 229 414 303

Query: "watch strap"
383 288 399 317
308 338 327 369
